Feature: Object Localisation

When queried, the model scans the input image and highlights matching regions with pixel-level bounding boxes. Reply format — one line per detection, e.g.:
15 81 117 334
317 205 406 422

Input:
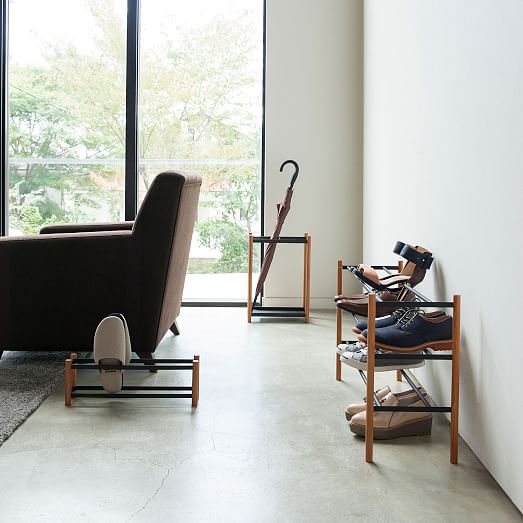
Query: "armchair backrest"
132 171 201 349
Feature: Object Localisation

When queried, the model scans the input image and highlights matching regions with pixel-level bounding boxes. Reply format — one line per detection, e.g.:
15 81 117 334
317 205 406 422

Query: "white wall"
364 0 523 511
264 0 363 307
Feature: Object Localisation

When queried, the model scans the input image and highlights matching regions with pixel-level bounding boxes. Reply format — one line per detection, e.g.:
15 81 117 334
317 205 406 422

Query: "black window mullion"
125 0 140 221
0 0 8 235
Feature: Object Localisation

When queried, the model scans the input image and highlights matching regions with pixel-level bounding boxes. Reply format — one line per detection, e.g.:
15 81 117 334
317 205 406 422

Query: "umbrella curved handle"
280 160 300 189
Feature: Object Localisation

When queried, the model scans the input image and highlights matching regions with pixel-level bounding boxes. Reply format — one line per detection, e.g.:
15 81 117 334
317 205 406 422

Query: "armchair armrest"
0 230 135 350
39 221 134 235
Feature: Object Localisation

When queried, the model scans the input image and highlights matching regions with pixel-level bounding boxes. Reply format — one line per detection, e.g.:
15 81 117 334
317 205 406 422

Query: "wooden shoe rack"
64 355 200 407
247 233 311 322
336 260 461 464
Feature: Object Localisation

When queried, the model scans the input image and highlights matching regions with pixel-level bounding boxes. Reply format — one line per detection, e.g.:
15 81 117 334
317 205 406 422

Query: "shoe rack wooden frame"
335 260 461 464
247 233 311 323
64 355 200 407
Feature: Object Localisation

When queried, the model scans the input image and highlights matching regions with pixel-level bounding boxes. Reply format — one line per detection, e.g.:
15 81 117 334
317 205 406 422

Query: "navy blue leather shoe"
352 309 406 334
360 311 453 352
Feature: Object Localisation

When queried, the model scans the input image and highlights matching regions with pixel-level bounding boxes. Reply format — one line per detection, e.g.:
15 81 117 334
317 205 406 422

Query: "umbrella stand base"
247 233 311 323
251 306 306 318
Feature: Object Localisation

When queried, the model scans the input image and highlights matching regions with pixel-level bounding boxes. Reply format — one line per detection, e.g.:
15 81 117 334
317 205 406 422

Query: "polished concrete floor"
0 309 521 523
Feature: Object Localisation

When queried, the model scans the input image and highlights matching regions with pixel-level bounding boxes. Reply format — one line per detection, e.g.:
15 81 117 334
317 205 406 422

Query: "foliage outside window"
8 0 262 273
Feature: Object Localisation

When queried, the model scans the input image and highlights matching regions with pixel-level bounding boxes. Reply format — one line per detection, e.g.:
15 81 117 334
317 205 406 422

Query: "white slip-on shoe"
94 314 132 393
336 341 366 355
340 347 425 372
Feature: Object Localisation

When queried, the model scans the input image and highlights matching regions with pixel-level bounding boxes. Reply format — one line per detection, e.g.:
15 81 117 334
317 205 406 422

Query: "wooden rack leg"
450 294 461 464
304 234 311 323
192 355 200 408
365 293 377 463
247 233 253 323
65 359 73 407
336 259 343 381
71 352 78 387
303 233 307 316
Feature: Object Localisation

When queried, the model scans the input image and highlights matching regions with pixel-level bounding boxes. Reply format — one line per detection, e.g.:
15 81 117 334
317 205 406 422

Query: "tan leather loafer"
345 386 427 421
349 392 432 439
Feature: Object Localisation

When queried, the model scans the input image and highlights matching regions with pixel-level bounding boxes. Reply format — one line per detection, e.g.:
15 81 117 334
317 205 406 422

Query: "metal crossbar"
252 236 308 244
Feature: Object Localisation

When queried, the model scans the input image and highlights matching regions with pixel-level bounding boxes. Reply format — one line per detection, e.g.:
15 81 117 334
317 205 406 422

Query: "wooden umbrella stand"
247 232 311 323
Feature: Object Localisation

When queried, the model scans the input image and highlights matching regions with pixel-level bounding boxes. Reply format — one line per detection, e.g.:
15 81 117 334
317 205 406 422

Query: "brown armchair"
0 171 201 363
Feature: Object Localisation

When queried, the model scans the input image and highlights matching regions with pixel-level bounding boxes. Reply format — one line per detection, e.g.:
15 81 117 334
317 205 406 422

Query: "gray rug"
0 351 70 446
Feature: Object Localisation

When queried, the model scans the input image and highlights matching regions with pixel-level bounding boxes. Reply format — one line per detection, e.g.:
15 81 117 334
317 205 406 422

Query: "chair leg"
170 320 180 336
136 352 158 373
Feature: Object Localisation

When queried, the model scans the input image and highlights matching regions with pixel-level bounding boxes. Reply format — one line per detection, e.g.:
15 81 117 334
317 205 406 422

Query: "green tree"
8 0 262 272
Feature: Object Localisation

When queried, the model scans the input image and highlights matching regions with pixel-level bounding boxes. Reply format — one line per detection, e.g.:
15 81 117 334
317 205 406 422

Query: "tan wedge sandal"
350 392 432 439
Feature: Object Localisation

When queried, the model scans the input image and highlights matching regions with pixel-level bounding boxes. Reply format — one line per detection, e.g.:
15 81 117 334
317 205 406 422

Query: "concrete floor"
0 309 521 523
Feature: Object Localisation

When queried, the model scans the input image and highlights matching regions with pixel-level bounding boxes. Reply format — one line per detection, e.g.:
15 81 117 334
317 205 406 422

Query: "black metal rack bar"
72 364 193 371
375 352 452 361
375 300 453 310
375 406 452 413
73 385 192 391
252 236 307 244
72 393 192 399
74 358 194 364
252 306 304 311
342 265 398 271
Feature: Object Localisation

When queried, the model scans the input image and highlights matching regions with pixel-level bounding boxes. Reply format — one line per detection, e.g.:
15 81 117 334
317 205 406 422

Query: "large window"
7 0 126 235
1 0 264 302
139 1 263 301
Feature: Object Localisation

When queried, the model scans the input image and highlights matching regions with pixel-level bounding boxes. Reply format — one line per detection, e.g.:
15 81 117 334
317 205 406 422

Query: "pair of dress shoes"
334 289 415 317
356 310 453 352
347 388 432 440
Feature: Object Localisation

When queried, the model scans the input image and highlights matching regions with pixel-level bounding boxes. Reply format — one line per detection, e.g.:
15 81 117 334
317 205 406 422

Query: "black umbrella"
253 160 300 306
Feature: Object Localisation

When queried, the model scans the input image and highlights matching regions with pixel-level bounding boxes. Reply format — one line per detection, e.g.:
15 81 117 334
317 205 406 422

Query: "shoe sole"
350 416 433 440
357 338 453 353
340 353 425 372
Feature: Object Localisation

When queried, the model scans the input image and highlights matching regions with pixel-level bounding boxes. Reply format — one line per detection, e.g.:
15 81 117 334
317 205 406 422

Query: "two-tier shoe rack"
335 260 461 464
64 354 200 407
